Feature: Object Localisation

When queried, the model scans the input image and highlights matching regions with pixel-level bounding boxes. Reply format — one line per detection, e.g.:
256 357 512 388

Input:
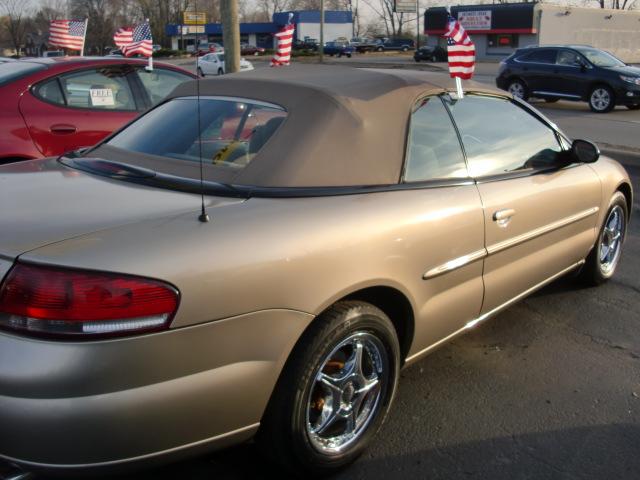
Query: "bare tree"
0 0 31 55
591 0 637 8
362 0 413 37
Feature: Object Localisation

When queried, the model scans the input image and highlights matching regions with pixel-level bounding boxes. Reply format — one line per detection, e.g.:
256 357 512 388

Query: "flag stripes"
443 17 475 80
271 24 295 67
49 20 86 51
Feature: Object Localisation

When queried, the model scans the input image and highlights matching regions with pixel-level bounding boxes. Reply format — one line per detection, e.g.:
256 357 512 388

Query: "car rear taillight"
0 262 179 338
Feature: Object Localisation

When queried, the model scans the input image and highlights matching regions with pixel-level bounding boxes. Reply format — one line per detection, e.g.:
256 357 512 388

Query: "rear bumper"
0 309 313 474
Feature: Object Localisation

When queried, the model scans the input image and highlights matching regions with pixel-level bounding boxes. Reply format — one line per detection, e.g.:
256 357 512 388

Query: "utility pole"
416 0 420 49
221 0 240 73
319 0 325 62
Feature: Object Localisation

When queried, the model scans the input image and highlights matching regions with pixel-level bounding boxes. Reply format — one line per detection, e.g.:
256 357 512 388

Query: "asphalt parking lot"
30 57 640 480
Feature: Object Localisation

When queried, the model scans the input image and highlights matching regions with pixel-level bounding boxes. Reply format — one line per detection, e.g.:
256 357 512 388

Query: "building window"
487 34 518 48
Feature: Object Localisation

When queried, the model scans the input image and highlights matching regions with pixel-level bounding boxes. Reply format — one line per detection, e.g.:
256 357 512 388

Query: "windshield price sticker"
90 88 115 106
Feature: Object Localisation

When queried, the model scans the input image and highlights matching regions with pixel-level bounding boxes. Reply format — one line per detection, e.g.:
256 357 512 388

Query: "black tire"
197 67 204 77
626 104 640 110
217 68 223 76
588 85 615 113
414 57 420 62
578 191 628 286
507 78 529 101
346 53 352 58
257 301 400 477
430 55 437 62
376 46 383 52
401 46 408 52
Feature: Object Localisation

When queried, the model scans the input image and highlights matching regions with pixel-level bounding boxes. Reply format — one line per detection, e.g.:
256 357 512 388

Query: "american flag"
271 24 295 67
115 21 153 58
49 20 87 51
443 17 475 80
114 26 134 48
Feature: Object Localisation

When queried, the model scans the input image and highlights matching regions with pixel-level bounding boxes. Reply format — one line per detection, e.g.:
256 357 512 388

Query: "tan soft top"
97 65 499 187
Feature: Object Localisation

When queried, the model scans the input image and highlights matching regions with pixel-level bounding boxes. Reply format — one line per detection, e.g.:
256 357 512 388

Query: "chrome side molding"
422 249 487 279
407 259 586 363
486 207 599 255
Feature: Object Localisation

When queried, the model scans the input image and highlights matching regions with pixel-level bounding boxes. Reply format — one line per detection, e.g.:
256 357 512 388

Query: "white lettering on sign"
458 10 492 31
90 88 115 106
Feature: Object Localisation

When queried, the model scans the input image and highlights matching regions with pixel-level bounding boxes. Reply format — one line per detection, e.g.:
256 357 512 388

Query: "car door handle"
50 124 77 134
493 208 516 223
494 208 516 221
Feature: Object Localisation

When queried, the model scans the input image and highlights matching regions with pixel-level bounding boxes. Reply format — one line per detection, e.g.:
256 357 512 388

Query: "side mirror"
572 139 600 163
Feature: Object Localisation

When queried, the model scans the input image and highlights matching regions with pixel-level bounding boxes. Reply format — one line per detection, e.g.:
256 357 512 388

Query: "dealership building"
166 10 353 51
424 3 640 63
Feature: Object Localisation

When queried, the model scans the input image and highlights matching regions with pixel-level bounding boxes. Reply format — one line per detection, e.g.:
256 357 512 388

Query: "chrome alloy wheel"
508 81 525 99
306 332 388 454
599 205 625 275
591 88 611 111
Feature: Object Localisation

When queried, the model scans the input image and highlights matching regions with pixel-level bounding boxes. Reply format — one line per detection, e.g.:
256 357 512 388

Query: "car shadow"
106 423 640 480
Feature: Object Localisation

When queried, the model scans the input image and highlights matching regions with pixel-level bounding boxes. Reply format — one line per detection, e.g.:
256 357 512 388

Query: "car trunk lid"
0 158 244 259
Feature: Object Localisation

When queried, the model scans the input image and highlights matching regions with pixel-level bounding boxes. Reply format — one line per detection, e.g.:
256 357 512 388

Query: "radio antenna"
195 2 209 223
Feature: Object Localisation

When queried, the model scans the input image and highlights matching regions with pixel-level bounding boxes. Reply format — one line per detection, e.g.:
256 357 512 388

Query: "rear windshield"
107 96 287 175
0 62 47 86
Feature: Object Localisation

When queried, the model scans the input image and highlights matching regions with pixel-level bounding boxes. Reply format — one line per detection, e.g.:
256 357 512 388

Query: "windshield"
0 62 47 86
105 96 287 180
575 48 625 68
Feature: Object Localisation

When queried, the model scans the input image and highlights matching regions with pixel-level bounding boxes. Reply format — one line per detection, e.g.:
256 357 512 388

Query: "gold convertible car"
0 66 632 478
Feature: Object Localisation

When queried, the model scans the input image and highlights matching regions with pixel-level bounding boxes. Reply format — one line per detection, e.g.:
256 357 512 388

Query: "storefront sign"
183 11 206 25
458 10 492 31
394 0 416 14
181 25 205 35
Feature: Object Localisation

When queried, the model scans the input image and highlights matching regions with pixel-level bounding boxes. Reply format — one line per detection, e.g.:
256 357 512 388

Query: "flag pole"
456 77 464 99
146 19 153 71
80 18 88 57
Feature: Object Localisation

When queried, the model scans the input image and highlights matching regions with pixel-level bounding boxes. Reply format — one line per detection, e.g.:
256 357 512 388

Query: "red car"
240 43 266 56
0 57 195 163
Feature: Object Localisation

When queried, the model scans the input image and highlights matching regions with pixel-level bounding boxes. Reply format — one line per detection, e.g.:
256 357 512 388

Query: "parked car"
323 41 354 58
496 45 640 113
292 38 318 51
42 50 65 58
241 43 265 56
197 53 254 76
414 45 447 62
375 38 415 52
0 66 631 478
350 37 377 53
0 57 194 162
194 43 224 56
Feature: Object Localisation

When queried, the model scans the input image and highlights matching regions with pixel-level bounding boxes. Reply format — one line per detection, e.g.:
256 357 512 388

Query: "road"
37 57 640 480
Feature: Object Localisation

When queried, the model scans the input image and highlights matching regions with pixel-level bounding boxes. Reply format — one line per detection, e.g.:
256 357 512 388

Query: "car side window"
136 68 191 106
445 95 562 178
56 67 137 111
403 96 468 182
33 78 65 105
557 50 581 66
520 49 557 64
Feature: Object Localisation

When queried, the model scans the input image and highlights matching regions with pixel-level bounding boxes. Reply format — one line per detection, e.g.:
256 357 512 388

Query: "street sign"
394 0 416 13
183 11 207 25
